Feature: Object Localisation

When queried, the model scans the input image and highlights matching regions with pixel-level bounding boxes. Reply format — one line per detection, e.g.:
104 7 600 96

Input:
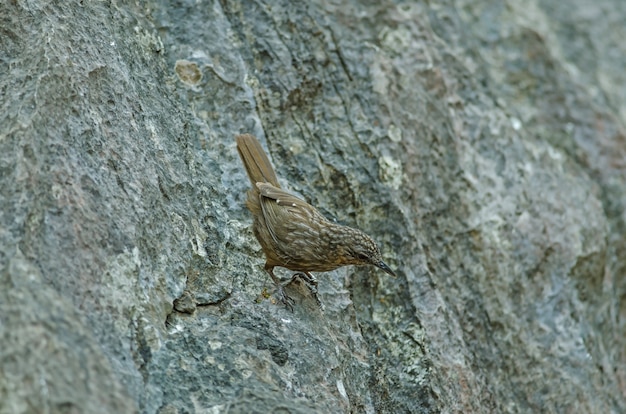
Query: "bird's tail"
235 134 280 187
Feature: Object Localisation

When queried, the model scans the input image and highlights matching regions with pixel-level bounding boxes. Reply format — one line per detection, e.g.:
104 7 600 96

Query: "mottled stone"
1 1 625 413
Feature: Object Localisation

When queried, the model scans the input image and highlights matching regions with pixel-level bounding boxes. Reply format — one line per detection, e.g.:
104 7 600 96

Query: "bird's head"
341 229 396 277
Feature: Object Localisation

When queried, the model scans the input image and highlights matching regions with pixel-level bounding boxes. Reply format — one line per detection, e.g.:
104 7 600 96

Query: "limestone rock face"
1 1 625 413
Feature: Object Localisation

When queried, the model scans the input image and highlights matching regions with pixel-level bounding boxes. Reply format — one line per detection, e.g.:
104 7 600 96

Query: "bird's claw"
291 273 323 309
275 284 295 311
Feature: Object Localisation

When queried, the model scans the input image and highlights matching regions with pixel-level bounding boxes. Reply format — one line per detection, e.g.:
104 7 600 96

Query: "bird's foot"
291 272 323 310
274 283 295 311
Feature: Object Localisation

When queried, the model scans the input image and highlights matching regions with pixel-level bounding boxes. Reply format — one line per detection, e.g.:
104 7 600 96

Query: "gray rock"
1 1 624 413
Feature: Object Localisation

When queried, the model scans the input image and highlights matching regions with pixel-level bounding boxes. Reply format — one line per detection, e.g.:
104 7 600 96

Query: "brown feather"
235 134 396 308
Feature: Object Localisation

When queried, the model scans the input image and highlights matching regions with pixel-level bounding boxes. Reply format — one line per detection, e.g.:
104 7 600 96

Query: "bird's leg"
265 264 295 311
291 272 323 309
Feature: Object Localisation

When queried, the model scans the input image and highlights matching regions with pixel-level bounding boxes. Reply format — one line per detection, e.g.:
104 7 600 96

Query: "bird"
235 133 396 309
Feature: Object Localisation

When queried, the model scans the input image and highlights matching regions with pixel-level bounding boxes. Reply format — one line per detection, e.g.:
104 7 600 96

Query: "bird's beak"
376 261 396 277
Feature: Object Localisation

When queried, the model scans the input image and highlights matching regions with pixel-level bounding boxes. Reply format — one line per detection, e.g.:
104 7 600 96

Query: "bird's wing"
256 182 311 209
256 182 327 245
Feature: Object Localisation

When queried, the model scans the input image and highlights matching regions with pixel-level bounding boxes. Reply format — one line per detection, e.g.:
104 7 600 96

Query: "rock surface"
1 1 625 413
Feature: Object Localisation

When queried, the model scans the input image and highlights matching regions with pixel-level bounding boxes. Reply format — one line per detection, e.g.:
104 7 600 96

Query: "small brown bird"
235 134 396 308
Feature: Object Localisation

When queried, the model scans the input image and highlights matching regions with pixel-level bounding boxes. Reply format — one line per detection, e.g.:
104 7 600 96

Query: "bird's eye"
355 252 369 261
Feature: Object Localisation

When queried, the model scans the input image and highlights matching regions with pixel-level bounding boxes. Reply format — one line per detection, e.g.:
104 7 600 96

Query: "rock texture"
1 1 625 413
